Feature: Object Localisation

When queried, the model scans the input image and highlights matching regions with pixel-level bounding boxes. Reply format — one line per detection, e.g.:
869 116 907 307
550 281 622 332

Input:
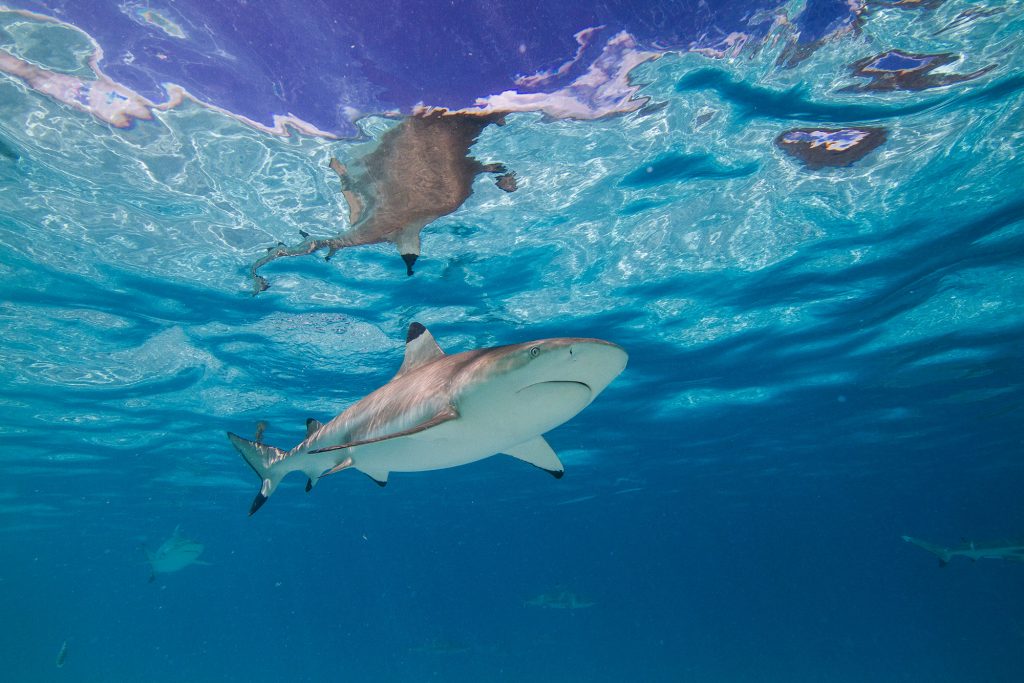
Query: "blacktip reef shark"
145 526 207 582
902 535 1024 567
249 110 517 293
227 322 627 514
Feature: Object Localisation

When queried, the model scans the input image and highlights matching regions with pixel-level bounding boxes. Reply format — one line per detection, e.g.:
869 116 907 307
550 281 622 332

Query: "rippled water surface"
1 2 1023 681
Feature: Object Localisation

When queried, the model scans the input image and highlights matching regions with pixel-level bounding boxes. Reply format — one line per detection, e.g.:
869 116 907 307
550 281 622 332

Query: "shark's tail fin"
902 535 952 566
227 432 287 515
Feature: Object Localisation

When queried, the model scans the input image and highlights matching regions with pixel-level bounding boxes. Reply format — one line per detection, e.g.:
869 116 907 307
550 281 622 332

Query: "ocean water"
1 2 1024 682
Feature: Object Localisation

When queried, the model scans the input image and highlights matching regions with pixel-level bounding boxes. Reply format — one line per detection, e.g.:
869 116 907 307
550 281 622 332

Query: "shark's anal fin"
393 322 445 380
309 407 459 455
306 418 323 438
504 436 564 478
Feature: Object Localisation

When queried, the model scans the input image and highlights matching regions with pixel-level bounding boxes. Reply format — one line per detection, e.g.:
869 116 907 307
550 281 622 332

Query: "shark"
525 590 596 610
249 110 516 293
227 322 627 514
145 526 207 582
902 535 1024 567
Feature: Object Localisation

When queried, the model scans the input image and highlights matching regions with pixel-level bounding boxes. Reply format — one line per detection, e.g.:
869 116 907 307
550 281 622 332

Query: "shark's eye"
529 346 541 358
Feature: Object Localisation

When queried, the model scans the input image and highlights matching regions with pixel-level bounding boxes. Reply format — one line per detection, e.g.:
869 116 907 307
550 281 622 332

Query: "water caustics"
1 1 1023 681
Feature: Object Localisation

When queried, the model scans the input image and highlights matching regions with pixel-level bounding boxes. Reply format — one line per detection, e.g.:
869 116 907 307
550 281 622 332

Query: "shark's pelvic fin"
320 456 354 479
308 407 459 454
394 322 445 379
306 418 323 438
227 432 288 515
360 463 390 486
504 436 565 478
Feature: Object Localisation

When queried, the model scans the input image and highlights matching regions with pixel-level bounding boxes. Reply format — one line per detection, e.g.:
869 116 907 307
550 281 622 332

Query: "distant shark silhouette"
145 526 207 582
249 111 517 293
227 322 627 514
409 638 473 654
525 590 596 609
902 535 1024 567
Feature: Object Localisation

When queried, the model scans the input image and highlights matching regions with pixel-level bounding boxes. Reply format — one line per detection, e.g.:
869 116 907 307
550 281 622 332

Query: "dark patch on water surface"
871 0 946 9
842 50 996 92
620 199 665 216
776 127 887 169
0 136 20 161
621 152 758 187
675 68 944 121
933 6 1006 36
636 100 670 118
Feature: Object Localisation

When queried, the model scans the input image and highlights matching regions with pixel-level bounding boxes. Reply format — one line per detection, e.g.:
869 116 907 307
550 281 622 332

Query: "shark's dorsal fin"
306 418 323 437
394 322 445 379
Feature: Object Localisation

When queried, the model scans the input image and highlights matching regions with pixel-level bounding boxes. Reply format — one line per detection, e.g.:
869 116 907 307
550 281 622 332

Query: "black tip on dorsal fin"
305 417 323 437
249 492 268 516
407 322 426 343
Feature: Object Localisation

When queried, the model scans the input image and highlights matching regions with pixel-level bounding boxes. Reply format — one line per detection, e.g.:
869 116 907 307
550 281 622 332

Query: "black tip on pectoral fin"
548 469 565 480
249 492 268 516
401 253 417 276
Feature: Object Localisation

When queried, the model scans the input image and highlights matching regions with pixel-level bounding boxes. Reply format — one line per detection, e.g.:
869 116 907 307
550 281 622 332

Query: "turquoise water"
2 4 1024 682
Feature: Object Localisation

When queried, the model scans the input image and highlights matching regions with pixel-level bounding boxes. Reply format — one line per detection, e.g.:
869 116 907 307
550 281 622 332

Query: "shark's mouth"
517 380 592 395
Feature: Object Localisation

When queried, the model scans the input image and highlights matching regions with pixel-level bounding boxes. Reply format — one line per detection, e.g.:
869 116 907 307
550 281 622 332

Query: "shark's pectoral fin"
309 407 459 455
504 436 564 478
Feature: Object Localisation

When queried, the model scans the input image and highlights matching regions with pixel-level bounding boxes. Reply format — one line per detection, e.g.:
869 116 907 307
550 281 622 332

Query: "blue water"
2 2 1024 682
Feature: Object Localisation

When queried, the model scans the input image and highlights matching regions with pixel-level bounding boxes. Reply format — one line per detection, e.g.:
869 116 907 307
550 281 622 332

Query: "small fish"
525 590 596 609
56 640 67 668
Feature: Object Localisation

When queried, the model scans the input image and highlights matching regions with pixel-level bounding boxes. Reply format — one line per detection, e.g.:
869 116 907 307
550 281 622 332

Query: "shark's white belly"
351 380 592 473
